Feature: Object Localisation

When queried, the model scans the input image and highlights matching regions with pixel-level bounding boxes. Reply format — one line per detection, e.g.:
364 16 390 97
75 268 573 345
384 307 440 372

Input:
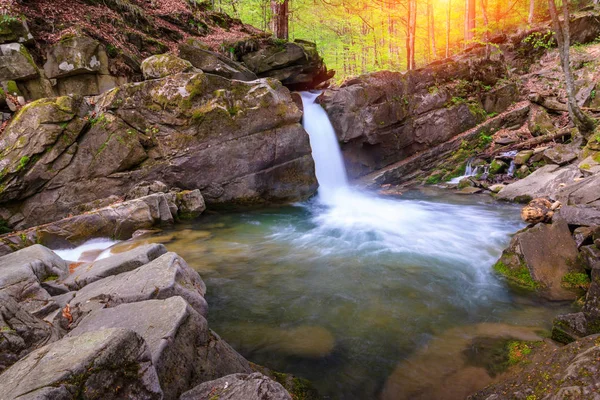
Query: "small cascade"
300 92 349 203
448 158 481 184
507 160 516 177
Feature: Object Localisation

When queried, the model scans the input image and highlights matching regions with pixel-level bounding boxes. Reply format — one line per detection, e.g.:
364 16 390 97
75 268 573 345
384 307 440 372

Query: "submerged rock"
0 328 163 400
181 372 292 400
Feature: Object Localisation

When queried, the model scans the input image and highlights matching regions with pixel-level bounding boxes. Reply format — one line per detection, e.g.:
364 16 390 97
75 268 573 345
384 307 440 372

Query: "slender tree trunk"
410 0 417 69
406 0 412 70
464 0 476 45
270 0 289 40
446 0 451 57
429 2 437 60
528 0 535 24
481 0 490 58
548 0 596 136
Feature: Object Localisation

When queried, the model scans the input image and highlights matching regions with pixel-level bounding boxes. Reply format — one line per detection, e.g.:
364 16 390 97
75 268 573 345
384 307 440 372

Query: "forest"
214 0 555 80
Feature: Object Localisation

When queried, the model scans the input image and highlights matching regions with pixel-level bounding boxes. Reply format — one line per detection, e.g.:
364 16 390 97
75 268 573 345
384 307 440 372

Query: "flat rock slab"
558 205 600 226
497 164 582 202
0 244 68 317
180 373 292 400
519 217 581 300
64 252 208 327
0 293 60 373
557 172 600 206
68 297 251 399
62 243 167 290
0 328 163 400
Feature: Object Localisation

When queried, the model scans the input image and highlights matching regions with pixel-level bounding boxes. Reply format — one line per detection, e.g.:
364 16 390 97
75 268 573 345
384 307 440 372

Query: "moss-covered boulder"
43 36 108 79
0 43 38 82
527 105 554 136
493 216 583 300
0 16 33 45
140 53 194 80
0 71 316 228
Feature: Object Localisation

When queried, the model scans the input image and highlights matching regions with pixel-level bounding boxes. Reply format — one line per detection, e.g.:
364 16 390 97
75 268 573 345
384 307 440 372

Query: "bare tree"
446 0 451 57
406 0 417 70
548 0 596 136
271 0 289 40
528 0 535 24
464 0 476 45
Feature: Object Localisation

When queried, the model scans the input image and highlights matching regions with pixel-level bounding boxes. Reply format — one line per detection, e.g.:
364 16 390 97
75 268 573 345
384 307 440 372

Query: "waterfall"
448 158 479 184
300 92 349 203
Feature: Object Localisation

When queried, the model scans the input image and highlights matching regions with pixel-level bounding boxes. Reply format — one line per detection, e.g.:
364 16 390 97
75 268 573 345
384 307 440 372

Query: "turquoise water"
141 189 572 399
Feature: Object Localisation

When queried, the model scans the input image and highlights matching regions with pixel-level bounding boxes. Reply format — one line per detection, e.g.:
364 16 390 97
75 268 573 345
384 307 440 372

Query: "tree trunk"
410 0 417 69
446 0 451 58
429 2 437 60
528 0 535 24
464 0 476 45
270 0 289 40
548 0 596 136
481 0 490 58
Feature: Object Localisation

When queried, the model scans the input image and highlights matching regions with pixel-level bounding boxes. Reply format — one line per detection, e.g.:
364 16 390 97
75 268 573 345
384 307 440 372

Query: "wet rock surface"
181 372 292 400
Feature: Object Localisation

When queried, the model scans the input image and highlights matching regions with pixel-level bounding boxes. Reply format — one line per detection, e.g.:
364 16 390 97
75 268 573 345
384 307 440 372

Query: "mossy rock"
141 54 195 80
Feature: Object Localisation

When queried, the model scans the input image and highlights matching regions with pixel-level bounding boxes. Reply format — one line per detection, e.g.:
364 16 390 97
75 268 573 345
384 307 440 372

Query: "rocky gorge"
0 0 599 399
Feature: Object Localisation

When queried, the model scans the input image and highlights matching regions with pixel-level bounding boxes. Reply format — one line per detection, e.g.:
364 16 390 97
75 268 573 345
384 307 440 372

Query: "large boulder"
0 245 68 317
240 39 333 90
180 373 292 400
141 53 194 80
0 328 163 400
0 67 317 228
44 36 108 79
0 17 34 45
496 164 582 203
543 143 579 165
178 40 257 81
0 293 60 373
68 297 252 399
62 252 208 327
62 244 167 290
493 217 582 300
469 334 600 400
0 43 38 82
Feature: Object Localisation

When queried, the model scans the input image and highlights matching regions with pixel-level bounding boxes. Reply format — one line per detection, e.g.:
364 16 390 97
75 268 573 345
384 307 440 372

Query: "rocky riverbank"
0 242 315 399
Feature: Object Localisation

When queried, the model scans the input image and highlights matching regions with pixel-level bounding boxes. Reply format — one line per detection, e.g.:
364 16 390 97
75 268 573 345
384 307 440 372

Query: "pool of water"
103 188 572 399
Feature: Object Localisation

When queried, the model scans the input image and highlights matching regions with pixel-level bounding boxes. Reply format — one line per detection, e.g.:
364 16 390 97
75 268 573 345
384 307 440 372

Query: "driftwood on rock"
489 128 572 156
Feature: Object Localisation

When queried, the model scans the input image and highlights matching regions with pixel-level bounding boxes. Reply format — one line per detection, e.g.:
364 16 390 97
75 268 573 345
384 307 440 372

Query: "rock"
175 190 206 219
493 136 518 145
513 150 533 165
470 334 600 399
543 143 579 165
551 312 590 343
497 164 582 202
240 39 333 91
127 180 169 199
0 17 34 45
0 293 60 373
558 205 600 226
457 187 482 194
63 252 208 327
141 53 195 80
0 328 163 400
44 36 108 79
481 83 518 115
557 172 600 206
488 184 505 193
178 41 257 81
573 226 596 248
527 105 554 136
493 216 582 300
0 245 68 317
180 373 292 400
489 159 507 175
0 43 38 82
62 244 167 290
0 73 317 228
520 198 559 224
0 193 177 254
580 244 600 270
68 297 252 399
570 12 600 44
578 155 600 175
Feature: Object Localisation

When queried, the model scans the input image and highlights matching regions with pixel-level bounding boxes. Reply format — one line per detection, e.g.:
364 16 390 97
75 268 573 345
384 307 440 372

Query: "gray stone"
557 173 600 205
558 205 600 226
0 18 34 45
176 190 206 219
580 244 600 270
0 43 38 82
578 155 600 175
0 293 60 373
180 373 292 400
141 54 195 80
543 144 579 165
63 252 208 327
0 328 163 400
513 150 533 166
527 105 554 136
497 164 582 202
574 226 595 248
44 36 108 79
69 297 252 399
62 244 167 290
0 245 68 317
552 312 589 343
481 83 518 115
178 42 257 81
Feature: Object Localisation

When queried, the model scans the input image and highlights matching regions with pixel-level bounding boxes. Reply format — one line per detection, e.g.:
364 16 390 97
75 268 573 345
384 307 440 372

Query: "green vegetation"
493 260 539 290
561 272 591 290
522 30 555 50
17 156 30 171
506 341 532 365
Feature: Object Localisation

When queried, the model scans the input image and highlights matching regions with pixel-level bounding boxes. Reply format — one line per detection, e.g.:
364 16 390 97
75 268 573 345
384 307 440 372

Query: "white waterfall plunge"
300 92 349 203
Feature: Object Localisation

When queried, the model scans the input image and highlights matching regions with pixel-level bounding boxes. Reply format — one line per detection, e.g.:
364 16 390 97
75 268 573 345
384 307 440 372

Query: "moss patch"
561 272 591 290
493 260 539 290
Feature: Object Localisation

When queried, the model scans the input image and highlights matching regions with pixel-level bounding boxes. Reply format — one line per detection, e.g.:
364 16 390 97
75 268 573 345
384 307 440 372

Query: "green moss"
5 80 19 95
507 341 532 365
561 272 591 290
580 163 591 170
425 173 444 185
43 274 59 282
17 156 30 172
493 260 539 290
489 159 506 175
0 219 11 234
